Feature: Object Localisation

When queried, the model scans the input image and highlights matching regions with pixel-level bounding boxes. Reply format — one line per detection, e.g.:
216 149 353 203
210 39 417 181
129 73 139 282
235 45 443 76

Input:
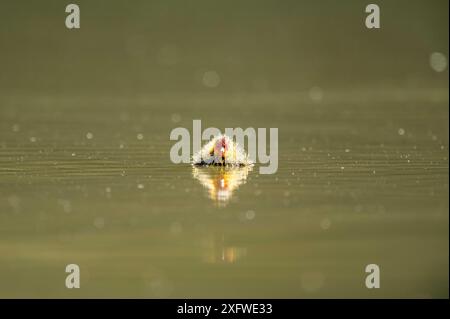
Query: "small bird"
192 135 252 167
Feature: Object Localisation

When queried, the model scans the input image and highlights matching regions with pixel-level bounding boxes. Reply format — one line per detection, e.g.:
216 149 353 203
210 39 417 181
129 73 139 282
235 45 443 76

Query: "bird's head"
213 136 229 164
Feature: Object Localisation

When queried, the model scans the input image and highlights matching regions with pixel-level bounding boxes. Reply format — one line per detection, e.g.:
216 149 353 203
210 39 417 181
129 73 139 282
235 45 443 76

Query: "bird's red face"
213 136 229 163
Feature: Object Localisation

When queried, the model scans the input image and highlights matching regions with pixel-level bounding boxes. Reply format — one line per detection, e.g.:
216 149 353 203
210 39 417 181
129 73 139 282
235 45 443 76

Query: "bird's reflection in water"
202 234 247 264
192 166 252 206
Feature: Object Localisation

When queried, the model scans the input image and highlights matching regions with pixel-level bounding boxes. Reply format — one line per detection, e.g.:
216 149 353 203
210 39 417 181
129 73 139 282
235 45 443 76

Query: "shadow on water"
191 166 253 207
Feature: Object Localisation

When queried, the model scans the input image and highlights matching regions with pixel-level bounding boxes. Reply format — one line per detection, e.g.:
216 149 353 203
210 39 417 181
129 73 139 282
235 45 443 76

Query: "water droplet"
320 218 331 230
171 113 181 123
58 199 72 213
202 70 220 88
430 52 448 72
245 210 256 220
12 124 20 132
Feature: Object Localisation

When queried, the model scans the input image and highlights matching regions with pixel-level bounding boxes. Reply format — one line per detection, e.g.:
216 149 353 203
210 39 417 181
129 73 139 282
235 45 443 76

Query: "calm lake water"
0 90 448 298
0 0 448 298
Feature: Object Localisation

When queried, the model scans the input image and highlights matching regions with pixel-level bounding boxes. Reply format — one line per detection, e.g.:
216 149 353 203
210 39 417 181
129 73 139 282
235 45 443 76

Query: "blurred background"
0 0 448 298
0 0 448 94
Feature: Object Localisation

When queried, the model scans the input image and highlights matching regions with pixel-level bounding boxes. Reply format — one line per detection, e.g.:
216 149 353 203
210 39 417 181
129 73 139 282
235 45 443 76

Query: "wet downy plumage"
192 135 253 167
